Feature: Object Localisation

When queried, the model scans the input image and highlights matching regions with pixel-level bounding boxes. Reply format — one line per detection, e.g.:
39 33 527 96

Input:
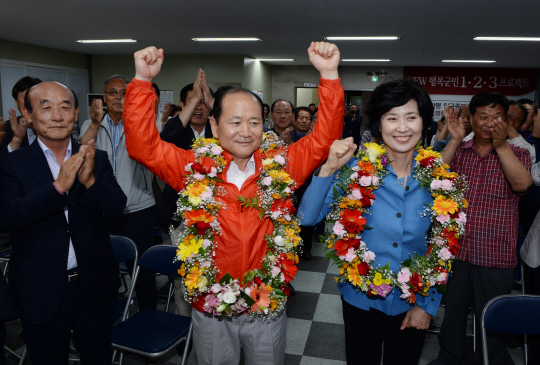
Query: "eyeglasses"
104 90 126 97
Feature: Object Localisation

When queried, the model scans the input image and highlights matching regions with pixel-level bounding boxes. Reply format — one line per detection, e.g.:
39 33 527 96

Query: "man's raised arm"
123 47 193 192
288 42 344 186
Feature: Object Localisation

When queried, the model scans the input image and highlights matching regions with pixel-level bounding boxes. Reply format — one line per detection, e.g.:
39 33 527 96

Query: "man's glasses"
104 90 126 97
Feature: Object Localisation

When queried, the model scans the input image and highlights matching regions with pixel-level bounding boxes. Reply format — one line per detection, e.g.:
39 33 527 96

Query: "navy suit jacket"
0 139 127 324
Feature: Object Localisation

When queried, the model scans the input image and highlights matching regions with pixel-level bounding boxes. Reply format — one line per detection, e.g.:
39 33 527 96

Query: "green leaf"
241 291 256 306
219 272 234 285
436 284 447 294
273 288 286 299
402 258 412 267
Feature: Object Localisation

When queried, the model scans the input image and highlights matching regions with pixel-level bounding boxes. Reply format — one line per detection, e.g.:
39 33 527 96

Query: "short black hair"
309 103 316 108
263 103 270 117
212 88 263 125
271 99 295 113
214 86 232 98
469 92 509 116
294 106 312 120
24 82 79 113
152 82 161 98
517 98 538 114
179 83 214 105
367 79 434 139
12 76 42 100
509 100 528 126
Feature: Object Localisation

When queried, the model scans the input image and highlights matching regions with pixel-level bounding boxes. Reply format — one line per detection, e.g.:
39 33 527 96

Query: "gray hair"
102 74 129 93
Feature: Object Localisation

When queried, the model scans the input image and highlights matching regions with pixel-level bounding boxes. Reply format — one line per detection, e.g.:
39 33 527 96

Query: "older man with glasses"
79 74 158 312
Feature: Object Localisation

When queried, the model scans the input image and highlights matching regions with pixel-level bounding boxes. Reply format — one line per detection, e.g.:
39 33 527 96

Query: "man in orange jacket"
123 42 343 365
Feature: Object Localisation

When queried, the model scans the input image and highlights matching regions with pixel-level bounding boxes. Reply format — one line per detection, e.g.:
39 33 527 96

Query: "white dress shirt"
37 138 78 270
226 154 256 191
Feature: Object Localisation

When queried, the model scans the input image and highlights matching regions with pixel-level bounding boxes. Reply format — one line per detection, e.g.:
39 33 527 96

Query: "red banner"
403 67 537 96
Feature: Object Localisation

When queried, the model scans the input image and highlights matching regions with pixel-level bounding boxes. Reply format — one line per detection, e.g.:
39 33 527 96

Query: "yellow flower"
268 170 292 184
185 267 201 290
415 148 440 162
184 181 209 206
364 143 386 163
271 300 278 311
347 265 363 286
266 284 273 293
384 278 391 285
432 196 459 216
178 236 203 261
373 272 384 286
462 199 468 208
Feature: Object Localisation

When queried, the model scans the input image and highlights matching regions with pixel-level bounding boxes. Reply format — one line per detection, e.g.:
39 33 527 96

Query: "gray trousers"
437 260 515 365
192 309 286 365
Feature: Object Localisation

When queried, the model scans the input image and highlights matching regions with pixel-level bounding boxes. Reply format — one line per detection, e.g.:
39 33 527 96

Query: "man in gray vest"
79 75 157 311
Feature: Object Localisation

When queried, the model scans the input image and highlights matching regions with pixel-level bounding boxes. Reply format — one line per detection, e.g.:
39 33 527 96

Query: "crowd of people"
0 39 538 365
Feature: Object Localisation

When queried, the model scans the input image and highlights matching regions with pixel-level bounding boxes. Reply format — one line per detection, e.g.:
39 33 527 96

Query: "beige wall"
242 58 272 104
91 54 244 101
0 39 87 69
271 65 404 104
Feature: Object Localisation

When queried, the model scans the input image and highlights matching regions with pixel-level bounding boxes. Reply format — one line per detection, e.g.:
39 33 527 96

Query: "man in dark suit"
0 76 42 156
0 81 127 364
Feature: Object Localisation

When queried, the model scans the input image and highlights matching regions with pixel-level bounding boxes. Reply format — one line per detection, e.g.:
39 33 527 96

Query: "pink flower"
196 147 208 154
209 167 217 178
200 260 211 268
202 239 212 248
193 173 205 181
437 272 448 282
436 214 451 223
352 166 360 172
350 172 358 180
359 175 372 187
262 176 273 186
430 179 442 190
333 221 345 235
351 189 363 200
284 187 291 194
274 155 286 165
397 268 412 284
211 284 222 294
363 251 375 263
455 211 467 224
185 163 193 172
201 189 213 200
400 290 412 299
211 146 222 155
441 179 453 191
271 266 281 277
344 248 356 262
372 176 379 186
271 211 281 220
438 247 452 260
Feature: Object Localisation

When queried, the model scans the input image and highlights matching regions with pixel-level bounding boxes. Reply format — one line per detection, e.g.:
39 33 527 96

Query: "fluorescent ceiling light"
325 36 399 41
342 59 391 62
192 37 261 41
441 60 496 63
474 37 540 41
76 39 137 43
257 59 295 62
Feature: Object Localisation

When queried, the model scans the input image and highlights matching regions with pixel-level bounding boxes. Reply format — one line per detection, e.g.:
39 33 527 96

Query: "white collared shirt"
226 154 256 191
191 125 205 139
37 138 78 270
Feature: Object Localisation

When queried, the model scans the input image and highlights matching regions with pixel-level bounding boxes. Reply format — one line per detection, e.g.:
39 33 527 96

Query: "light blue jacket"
298 155 443 316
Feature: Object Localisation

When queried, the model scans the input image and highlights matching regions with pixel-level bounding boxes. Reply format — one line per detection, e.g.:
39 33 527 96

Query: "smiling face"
103 78 127 115
183 89 211 128
379 99 423 157
294 110 311 134
23 81 78 144
210 92 264 168
471 103 505 143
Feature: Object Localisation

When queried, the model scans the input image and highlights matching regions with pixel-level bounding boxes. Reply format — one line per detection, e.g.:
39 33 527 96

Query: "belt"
66 268 79 282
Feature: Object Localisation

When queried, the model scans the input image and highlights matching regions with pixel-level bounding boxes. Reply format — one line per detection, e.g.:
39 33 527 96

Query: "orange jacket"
123 78 344 311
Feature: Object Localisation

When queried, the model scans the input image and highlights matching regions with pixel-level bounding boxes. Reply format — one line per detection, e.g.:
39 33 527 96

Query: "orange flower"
279 253 298 282
432 196 459 216
442 228 460 255
185 267 201 290
178 263 186 277
347 264 363 286
250 284 271 313
184 209 214 226
357 159 376 174
340 209 367 233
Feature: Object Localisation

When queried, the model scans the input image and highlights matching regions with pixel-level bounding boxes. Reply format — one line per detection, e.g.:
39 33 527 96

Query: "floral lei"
174 132 301 320
324 143 468 303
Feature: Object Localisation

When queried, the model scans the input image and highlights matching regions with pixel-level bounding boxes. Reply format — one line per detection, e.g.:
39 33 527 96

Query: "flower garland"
174 132 301 320
324 143 468 303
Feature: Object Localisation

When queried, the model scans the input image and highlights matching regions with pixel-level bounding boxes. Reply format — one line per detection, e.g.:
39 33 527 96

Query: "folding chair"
481 294 540 365
111 245 192 365
3 308 27 365
110 235 138 324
